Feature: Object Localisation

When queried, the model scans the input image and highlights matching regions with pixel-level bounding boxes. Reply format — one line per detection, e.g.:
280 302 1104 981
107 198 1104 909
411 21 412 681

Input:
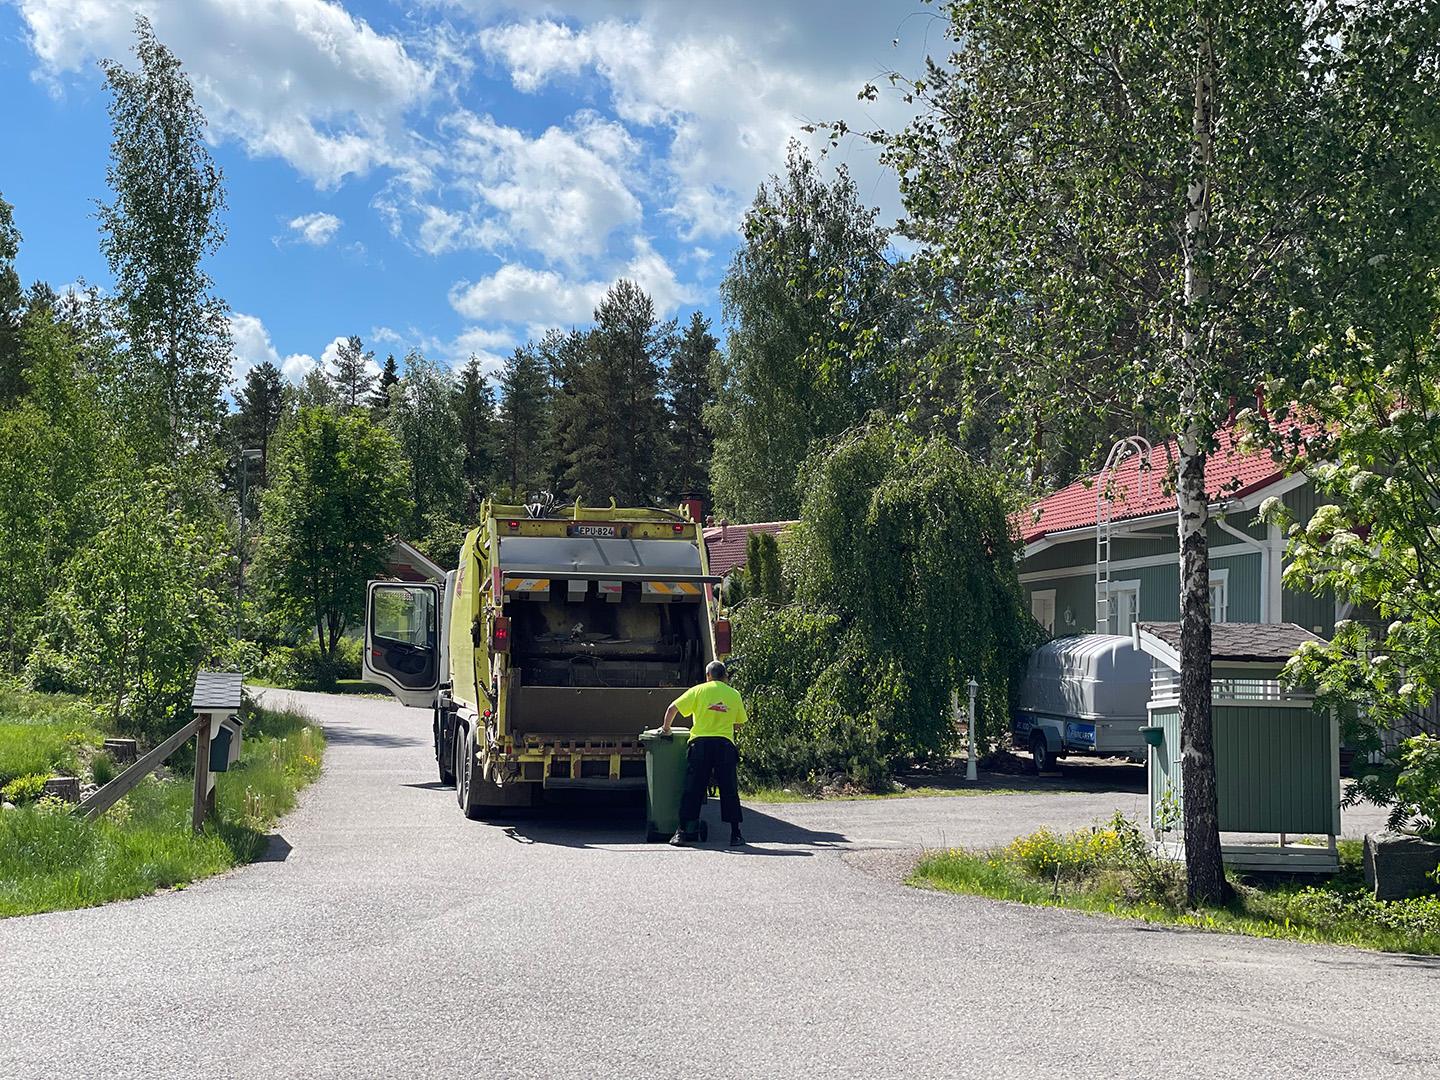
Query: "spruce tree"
453 355 499 518
0 193 22 405
664 311 717 500
497 344 550 497
331 334 374 413
370 353 399 411
234 360 284 481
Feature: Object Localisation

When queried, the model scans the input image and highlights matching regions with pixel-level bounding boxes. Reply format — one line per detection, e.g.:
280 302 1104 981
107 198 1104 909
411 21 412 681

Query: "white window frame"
1030 589 1057 635
1106 579 1141 636
1209 569 1230 624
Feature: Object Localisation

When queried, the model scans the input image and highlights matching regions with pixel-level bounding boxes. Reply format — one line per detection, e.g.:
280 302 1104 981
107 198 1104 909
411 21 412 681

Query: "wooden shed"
1137 621 1341 873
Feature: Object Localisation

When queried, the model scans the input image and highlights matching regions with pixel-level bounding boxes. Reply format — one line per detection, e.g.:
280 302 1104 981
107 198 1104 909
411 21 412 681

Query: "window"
1030 589 1057 635
1209 570 1229 623
1105 580 1141 636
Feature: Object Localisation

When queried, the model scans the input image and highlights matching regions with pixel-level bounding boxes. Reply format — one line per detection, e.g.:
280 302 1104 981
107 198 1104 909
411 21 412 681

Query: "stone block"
1364 832 1440 901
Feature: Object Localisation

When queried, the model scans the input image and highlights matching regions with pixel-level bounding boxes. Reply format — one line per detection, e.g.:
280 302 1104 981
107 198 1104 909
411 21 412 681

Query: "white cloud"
18 0 441 187
448 237 696 332
229 312 316 384
286 211 343 246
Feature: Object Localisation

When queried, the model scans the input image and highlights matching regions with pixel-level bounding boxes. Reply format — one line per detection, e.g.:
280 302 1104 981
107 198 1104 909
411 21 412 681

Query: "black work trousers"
679 736 742 828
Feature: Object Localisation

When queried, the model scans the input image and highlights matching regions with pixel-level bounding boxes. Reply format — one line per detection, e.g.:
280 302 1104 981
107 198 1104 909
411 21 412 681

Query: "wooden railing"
74 714 210 830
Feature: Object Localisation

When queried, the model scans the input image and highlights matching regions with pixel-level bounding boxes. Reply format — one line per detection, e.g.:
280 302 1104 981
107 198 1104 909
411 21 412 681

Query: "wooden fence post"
192 712 212 834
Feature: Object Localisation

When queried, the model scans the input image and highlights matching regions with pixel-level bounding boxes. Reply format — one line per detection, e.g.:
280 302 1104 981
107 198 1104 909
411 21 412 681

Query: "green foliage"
453 354 500 518
709 143 905 520
98 16 231 460
1 774 48 805
331 335 375 413
744 531 786 605
729 605 887 791
29 473 229 736
730 429 1034 787
1394 736 1440 842
254 637 363 690
790 423 1038 758
664 311 717 499
0 191 22 403
497 342 551 496
0 701 324 917
254 407 409 675
388 350 463 537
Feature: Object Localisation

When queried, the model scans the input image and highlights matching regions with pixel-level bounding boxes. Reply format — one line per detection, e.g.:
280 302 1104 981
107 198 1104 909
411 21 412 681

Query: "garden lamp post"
966 677 980 781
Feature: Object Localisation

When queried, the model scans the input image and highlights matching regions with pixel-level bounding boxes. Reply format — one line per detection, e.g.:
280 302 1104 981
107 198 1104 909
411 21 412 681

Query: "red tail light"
492 615 512 652
673 523 684 533
507 520 520 530
714 619 732 656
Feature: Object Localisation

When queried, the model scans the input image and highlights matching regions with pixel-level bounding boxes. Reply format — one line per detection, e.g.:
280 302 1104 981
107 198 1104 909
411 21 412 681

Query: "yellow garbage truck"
363 500 730 817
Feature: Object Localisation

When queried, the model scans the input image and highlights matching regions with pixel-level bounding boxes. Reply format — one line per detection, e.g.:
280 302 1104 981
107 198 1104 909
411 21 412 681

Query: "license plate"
571 524 617 538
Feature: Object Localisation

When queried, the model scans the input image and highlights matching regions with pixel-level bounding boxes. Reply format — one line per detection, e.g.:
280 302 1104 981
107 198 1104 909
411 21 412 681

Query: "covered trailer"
1012 634 1150 772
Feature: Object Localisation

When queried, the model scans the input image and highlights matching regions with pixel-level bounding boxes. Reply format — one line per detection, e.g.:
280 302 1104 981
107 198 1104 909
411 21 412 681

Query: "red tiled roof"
702 521 795 577
1019 424 1313 546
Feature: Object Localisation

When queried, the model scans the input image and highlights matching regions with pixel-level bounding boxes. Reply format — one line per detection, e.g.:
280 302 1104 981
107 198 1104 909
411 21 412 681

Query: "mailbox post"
190 672 244 833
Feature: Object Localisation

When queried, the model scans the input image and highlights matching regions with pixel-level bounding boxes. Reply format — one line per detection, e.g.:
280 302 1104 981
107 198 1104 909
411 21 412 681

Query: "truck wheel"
436 707 456 787
1031 733 1056 775
457 724 531 819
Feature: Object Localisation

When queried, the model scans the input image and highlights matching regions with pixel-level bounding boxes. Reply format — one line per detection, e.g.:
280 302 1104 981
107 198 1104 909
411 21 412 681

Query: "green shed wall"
1149 704 1337 835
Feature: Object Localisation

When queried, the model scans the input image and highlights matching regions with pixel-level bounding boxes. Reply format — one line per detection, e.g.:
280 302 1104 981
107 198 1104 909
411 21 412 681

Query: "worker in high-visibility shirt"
661 660 748 846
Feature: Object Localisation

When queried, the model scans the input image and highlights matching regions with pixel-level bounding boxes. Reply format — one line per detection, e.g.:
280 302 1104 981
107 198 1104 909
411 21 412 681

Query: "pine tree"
497 344 550 497
453 355 499 519
664 311 717 500
387 350 463 536
370 353 399 411
331 334 374 413
541 328 596 500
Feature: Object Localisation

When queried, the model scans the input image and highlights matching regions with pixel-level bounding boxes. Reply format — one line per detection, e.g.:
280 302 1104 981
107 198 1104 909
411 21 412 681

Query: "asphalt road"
1 689 1434 1080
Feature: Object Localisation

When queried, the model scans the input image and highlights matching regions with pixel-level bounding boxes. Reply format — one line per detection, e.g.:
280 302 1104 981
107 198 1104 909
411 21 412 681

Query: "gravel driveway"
0 688 1433 1080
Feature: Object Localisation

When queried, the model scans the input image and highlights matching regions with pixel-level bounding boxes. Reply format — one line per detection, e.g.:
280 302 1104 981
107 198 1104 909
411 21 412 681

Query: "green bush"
256 636 363 690
1394 734 1440 841
2 773 49 804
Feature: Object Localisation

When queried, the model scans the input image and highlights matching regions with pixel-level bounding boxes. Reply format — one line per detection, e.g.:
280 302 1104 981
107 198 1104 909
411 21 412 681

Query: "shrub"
2 773 49 804
1394 734 1440 841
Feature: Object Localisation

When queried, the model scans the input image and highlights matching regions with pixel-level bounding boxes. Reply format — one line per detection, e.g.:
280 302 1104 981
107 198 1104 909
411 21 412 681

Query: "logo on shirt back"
706 702 730 713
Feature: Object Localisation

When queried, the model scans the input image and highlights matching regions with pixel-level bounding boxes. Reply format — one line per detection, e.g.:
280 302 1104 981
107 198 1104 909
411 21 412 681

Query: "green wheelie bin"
640 727 708 843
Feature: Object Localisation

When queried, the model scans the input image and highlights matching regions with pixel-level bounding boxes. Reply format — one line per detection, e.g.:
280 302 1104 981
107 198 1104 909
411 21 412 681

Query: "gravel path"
0 688 1432 1080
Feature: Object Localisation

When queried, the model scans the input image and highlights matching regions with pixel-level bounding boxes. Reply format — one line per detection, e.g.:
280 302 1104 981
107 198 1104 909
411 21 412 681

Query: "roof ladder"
1095 436 1153 634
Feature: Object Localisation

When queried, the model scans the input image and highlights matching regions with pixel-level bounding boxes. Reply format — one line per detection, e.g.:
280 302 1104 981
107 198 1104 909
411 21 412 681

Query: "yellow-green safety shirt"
671 681 748 742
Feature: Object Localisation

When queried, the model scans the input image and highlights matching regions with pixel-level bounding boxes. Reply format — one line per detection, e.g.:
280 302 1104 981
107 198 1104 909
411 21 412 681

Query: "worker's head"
705 660 727 682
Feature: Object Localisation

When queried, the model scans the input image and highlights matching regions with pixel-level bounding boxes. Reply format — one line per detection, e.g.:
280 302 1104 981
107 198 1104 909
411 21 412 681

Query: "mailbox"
207 715 244 773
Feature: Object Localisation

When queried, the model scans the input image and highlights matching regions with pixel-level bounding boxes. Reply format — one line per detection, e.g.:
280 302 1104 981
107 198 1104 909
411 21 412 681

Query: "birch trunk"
1178 31 1230 906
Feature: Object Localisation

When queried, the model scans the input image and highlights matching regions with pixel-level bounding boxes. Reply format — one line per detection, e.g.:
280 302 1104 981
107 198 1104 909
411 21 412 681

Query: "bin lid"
639 727 691 744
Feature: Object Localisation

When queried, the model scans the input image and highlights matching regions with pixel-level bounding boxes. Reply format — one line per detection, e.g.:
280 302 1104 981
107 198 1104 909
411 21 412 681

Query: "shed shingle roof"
1139 621 1325 663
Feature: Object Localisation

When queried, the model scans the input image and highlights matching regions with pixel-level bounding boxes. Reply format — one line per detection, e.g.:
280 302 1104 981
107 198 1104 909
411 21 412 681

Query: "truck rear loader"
362 500 729 817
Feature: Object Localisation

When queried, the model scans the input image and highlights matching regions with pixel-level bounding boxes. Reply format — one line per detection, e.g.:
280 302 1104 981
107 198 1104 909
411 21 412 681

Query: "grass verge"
245 677 386 696
0 685 104 791
910 822 1440 955
0 701 324 918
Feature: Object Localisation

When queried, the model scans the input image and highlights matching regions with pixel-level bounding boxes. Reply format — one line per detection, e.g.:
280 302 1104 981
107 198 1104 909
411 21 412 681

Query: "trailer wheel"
1031 732 1056 775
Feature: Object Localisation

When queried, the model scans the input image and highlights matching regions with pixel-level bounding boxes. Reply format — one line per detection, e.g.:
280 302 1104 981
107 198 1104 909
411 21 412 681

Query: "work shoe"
729 828 745 847
668 830 687 846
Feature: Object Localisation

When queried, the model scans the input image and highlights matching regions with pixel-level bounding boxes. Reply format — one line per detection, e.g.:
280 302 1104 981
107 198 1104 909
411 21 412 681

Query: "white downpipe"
1214 516 1271 623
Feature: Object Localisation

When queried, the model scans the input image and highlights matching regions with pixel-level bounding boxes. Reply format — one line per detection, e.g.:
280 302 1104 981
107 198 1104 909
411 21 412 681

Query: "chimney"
1226 393 1238 425
720 519 729 541
678 492 705 524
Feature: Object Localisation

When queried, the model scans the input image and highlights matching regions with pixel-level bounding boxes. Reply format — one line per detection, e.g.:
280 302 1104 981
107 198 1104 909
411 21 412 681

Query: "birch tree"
863 0 1440 903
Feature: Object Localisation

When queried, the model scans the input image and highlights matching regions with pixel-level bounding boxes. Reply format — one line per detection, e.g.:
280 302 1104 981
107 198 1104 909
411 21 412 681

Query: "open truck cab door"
363 580 441 708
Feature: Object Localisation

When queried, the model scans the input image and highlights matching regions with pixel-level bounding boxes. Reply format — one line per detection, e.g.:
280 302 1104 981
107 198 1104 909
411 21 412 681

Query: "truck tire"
1031 732 1057 775
435 706 456 787
456 723 531 819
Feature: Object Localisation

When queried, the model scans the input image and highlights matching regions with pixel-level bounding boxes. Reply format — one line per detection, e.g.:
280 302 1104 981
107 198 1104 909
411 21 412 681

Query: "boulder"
1364 832 1440 901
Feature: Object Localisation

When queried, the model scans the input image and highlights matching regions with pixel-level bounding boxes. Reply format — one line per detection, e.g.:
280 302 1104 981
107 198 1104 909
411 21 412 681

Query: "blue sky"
0 0 930 387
